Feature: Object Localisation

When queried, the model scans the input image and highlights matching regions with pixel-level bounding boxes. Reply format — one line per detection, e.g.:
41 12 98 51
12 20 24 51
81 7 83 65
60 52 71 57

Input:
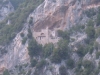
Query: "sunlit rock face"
29 0 100 45
0 0 14 22
0 24 30 74
0 0 100 74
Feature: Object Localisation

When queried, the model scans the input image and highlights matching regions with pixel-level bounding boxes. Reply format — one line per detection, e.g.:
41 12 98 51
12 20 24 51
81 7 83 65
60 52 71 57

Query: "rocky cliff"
0 0 100 75
30 0 100 45
0 0 14 22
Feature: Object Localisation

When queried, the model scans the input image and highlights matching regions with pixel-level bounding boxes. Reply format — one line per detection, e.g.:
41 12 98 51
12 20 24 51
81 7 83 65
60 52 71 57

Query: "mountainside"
31 0 100 45
0 0 100 75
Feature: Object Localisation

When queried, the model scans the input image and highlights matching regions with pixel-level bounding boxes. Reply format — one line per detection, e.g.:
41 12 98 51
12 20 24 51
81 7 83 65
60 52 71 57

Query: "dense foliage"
85 20 95 39
0 0 44 45
43 43 54 57
59 66 67 75
3 69 10 75
57 30 70 40
28 39 42 57
51 39 69 63
66 58 75 69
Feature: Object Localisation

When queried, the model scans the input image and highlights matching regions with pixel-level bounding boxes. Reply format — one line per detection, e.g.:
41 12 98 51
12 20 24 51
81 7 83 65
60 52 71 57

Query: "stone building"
33 27 59 45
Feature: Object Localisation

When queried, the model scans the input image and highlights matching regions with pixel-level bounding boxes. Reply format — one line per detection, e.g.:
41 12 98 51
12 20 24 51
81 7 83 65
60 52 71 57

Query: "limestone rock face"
0 0 14 22
0 0 100 74
29 0 100 45
0 24 30 74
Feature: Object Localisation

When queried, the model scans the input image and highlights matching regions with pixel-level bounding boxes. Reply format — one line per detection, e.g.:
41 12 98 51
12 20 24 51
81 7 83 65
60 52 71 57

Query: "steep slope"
30 0 100 45
0 0 44 74
0 0 100 75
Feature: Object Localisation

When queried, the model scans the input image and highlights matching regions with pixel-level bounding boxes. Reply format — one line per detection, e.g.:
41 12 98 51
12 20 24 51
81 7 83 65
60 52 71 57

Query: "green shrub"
85 45 94 54
87 20 94 26
3 69 10 75
27 28 32 39
96 51 100 59
75 60 94 75
95 27 100 37
57 39 69 59
20 33 24 37
36 59 46 69
85 9 96 18
43 43 54 57
85 25 95 39
51 40 69 63
83 60 93 68
66 59 75 69
0 48 7 54
50 48 62 63
76 45 88 57
75 60 82 71
19 65 22 71
81 60 94 75
85 20 95 39
98 61 100 69
26 70 31 75
57 30 69 40
69 25 85 33
96 14 100 26
28 39 42 58
94 69 100 75
94 41 99 50
88 46 94 54
30 59 37 67
29 17 33 25
22 37 27 45
59 66 67 75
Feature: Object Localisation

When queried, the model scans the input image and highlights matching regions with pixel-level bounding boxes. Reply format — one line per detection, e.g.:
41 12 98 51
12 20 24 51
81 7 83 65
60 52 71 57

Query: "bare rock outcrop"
0 0 14 22
0 0 100 74
29 0 100 45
